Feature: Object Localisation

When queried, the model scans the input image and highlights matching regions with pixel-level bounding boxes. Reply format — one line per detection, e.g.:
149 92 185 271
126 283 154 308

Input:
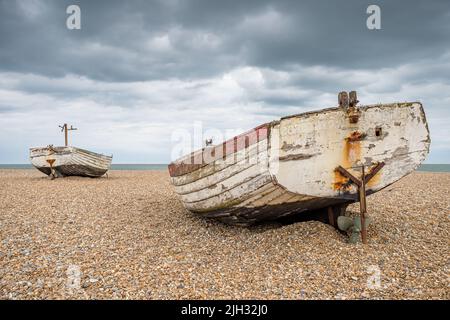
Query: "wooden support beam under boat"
327 206 335 227
334 162 385 244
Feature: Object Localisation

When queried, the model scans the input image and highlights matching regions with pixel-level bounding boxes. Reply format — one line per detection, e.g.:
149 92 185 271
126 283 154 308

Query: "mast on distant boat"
58 123 77 146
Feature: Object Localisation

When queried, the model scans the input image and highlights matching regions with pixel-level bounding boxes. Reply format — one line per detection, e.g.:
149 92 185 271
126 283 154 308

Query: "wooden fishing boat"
30 145 112 178
29 124 112 178
168 91 430 227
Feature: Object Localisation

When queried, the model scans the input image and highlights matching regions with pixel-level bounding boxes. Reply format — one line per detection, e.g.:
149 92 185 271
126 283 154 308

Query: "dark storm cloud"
1 0 449 81
0 0 449 163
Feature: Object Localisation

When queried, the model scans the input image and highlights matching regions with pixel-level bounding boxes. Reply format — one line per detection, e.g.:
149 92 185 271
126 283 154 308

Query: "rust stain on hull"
346 131 366 142
332 170 351 191
343 132 362 168
333 131 362 191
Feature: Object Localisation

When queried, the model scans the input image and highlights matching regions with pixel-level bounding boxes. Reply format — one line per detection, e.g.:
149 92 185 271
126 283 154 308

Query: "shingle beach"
0 170 448 299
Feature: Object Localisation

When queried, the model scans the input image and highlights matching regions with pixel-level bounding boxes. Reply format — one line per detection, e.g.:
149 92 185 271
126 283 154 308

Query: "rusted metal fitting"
349 91 359 107
346 131 366 142
347 108 361 124
338 91 349 110
339 91 361 123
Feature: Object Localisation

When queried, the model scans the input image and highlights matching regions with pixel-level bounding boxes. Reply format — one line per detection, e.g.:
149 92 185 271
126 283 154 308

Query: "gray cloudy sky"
0 0 449 163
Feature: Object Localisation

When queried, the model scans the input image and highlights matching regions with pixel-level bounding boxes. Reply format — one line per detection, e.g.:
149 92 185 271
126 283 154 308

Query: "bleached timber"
30 146 112 178
168 95 430 226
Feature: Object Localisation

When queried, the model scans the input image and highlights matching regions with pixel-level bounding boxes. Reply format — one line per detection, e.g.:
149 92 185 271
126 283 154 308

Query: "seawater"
1 164 449 172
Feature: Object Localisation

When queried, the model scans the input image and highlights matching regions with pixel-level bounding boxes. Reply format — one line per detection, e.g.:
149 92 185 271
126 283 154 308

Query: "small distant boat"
30 124 112 178
168 91 430 226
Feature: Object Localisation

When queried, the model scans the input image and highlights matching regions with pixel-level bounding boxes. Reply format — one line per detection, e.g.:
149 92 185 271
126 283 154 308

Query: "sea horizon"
1 163 450 172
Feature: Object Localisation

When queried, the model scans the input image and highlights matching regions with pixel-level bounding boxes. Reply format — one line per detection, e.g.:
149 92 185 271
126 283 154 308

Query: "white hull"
30 146 112 178
168 101 430 225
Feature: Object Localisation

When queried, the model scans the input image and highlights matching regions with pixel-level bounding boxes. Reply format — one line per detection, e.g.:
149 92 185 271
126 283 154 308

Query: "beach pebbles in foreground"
0 170 448 299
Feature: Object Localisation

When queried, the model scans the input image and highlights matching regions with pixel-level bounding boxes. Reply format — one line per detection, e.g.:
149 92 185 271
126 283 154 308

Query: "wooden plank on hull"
179 164 269 203
168 124 269 177
247 187 286 207
184 174 273 212
171 139 268 186
236 183 279 207
173 147 268 194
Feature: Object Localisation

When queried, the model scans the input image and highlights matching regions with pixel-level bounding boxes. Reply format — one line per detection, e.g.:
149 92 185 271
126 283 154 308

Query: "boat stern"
29 146 73 176
269 95 430 199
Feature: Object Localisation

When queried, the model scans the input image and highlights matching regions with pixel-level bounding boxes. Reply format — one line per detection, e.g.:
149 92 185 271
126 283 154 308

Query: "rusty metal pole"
64 123 68 146
359 165 368 244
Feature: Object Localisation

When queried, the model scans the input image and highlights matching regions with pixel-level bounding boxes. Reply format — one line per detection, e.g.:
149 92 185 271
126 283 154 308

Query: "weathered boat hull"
30 146 112 178
168 101 430 225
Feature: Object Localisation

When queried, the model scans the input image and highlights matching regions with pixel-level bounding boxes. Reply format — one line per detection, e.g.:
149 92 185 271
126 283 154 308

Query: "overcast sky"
0 0 449 163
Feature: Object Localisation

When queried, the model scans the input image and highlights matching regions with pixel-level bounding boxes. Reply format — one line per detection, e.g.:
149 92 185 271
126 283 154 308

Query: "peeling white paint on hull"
29 146 112 178
169 101 430 225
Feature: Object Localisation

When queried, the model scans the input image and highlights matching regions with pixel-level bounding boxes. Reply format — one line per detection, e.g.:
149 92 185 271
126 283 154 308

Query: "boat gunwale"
29 146 113 161
278 101 421 120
